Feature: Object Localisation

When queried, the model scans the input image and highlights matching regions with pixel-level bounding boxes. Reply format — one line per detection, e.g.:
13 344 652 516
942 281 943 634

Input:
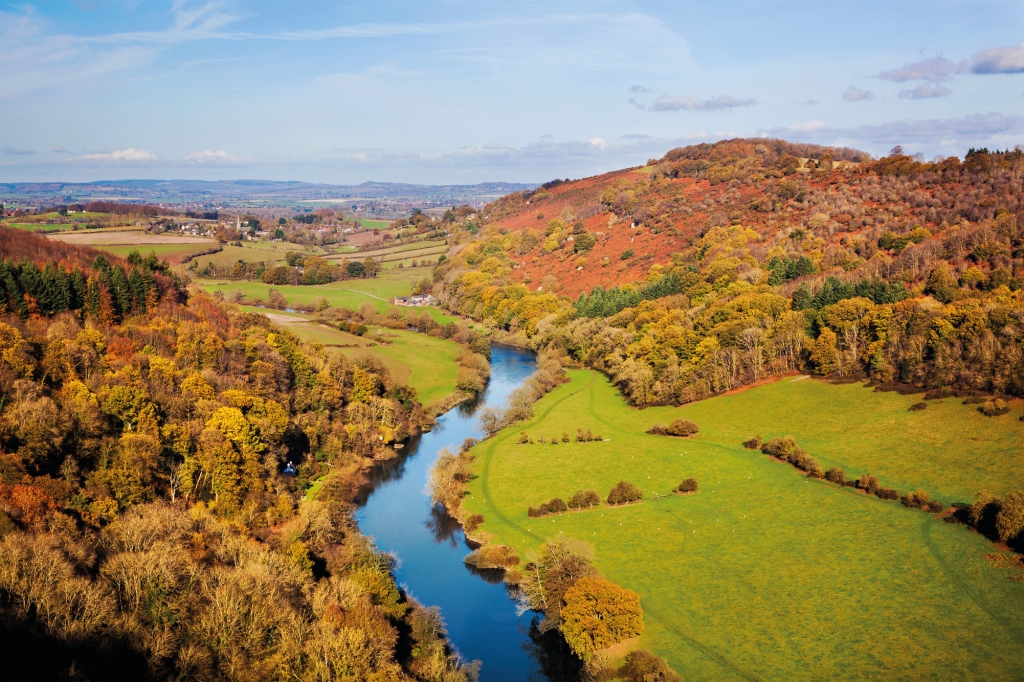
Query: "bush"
877 488 900 500
857 475 880 494
761 436 797 459
568 489 601 509
908 402 927 412
963 397 987 405
902 489 931 509
560 577 644 661
528 506 541 518
805 463 825 479
648 419 698 437
539 497 567 515
464 514 484 532
825 467 846 485
617 649 682 682
926 501 945 513
981 399 1010 417
843 480 858 487
742 435 762 449
464 544 520 569
607 480 643 505
517 431 531 444
677 478 698 493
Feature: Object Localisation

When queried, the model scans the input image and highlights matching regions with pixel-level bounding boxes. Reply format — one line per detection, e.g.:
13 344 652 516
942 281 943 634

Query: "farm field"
462 370 1024 682
357 219 391 230
46 230 218 263
195 266 458 323
340 326 460 406
233 304 458 405
184 242 324 270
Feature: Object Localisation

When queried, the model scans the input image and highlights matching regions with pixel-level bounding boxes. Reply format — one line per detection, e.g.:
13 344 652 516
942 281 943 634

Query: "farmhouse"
394 294 437 307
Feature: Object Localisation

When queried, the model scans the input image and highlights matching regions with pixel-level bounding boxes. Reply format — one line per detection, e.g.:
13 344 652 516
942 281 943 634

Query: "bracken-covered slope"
434 137 1024 406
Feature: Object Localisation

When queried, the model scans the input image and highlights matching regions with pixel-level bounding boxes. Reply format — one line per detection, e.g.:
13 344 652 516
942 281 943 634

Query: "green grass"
463 370 1024 682
195 267 459 324
358 219 391 230
90 243 214 262
340 327 459 405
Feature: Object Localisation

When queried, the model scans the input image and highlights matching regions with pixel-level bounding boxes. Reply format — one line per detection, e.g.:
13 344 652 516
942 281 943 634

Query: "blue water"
356 345 578 681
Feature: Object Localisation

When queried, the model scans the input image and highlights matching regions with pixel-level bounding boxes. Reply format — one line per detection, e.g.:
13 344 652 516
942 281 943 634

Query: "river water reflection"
355 345 581 682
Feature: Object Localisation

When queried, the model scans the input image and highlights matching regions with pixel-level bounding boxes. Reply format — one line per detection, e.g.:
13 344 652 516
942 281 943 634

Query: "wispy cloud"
51 145 71 153
629 84 651 94
1 147 38 155
648 95 755 111
960 41 1024 74
877 57 956 83
185 149 256 166
898 83 952 99
70 148 160 163
763 112 1024 146
842 86 873 102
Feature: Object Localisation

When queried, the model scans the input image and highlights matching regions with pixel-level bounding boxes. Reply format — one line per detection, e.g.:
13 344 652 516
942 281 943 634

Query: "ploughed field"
463 370 1024 682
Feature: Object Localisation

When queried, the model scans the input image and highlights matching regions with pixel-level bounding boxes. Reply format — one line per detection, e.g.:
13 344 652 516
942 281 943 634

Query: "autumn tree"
560 576 644 661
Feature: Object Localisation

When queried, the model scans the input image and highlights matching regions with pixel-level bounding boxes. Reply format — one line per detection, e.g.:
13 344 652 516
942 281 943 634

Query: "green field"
463 371 1024 682
358 219 391 230
195 267 458 324
339 327 460 405
92 242 214 262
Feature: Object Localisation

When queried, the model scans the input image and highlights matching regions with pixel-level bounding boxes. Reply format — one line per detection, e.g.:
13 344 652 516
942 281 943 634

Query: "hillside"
0 228 478 682
434 138 1024 405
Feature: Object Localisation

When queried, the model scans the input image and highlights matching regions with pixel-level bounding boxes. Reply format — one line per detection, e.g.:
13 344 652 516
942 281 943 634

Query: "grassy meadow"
462 370 1024 682
232 304 460 406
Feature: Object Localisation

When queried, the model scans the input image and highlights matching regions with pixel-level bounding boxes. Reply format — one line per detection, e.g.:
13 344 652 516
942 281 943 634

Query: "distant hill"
0 179 538 207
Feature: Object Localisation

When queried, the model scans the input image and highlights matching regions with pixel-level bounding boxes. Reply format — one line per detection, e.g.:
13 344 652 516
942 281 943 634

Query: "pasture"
462 370 1024 682
194 266 458 323
47 230 219 263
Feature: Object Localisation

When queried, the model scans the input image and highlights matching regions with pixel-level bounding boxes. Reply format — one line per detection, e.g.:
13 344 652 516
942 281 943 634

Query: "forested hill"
0 228 476 681
433 137 1024 405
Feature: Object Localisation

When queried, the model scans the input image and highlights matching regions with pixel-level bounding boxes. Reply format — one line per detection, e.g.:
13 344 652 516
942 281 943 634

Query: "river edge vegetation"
420 139 1024 679
0 227 484 682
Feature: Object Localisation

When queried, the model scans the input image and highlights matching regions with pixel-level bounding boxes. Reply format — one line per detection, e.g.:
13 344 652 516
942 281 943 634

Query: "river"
355 344 581 682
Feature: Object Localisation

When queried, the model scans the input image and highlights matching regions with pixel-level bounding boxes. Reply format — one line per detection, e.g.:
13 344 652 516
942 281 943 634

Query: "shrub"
877 488 900 500
981 399 1010 417
805 463 825 479
464 514 484 532
926 501 945 513
963 397 987 405
742 435 762 449
908 402 927 412
621 248 635 260
843 480 858 488
528 506 541 518
857 475 880 494
517 431 531 444
902 489 931 509
647 419 698 437
825 467 846 485
607 480 643 505
539 497 568 515
677 478 698 493
562 432 570 442
568 489 601 509
761 436 797 459
617 649 682 682
464 544 520 569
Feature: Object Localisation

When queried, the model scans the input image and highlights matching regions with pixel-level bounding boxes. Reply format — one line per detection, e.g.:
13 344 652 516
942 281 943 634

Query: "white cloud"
843 86 873 102
72 148 159 163
898 83 952 99
650 95 755 111
877 57 956 83
185 149 256 166
960 41 1024 74
683 129 709 139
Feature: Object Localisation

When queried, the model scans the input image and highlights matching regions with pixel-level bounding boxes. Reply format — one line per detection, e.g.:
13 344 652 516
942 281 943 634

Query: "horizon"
1 1 1022 184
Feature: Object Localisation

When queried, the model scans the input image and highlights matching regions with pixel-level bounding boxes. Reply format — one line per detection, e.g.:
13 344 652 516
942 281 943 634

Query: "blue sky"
1 0 1022 184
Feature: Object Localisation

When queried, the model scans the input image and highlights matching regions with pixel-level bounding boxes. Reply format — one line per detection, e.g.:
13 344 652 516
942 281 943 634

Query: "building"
394 294 437 307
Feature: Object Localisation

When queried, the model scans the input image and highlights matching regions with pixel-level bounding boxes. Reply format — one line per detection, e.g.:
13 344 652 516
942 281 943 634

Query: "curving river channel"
355 345 580 682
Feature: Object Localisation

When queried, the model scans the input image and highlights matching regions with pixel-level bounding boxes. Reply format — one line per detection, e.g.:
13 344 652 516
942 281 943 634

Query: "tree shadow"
519 617 584 682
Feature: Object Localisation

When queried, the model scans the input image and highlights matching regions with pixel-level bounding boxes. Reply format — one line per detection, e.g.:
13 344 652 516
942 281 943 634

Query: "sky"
1 0 1022 184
